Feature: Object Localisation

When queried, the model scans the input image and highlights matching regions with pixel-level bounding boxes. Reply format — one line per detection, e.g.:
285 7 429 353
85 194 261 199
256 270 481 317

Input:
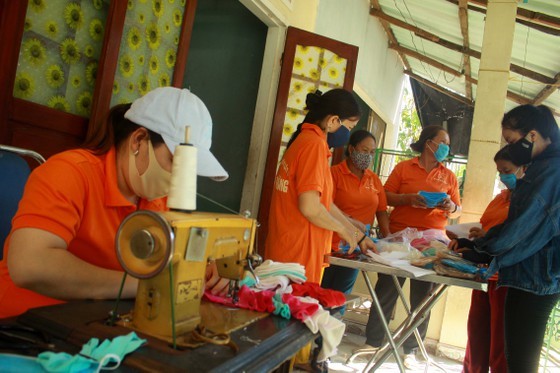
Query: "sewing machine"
115 210 261 342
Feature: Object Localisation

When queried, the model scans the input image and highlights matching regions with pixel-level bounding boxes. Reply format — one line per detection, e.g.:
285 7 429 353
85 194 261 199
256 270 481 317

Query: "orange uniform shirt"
0 148 166 318
264 124 333 284
385 157 460 233
330 160 387 249
480 189 510 233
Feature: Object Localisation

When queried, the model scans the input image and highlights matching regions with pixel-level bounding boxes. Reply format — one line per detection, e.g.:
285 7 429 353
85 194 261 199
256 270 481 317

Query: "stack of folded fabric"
204 260 346 362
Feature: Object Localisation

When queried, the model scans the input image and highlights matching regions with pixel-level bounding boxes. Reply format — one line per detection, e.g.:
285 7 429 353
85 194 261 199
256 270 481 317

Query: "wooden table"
1 299 316 372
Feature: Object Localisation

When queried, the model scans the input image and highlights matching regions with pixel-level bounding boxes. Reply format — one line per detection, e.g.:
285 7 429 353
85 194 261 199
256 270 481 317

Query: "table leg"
391 276 448 373
367 283 449 372
360 270 406 372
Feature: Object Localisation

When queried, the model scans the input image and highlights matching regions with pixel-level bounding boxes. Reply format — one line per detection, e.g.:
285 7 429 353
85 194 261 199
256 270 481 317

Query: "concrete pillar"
460 0 518 223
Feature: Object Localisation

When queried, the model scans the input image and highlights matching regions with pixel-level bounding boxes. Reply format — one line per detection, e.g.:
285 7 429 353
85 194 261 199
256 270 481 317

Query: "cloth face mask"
508 136 533 165
128 139 172 201
327 121 351 148
350 151 373 170
429 141 450 162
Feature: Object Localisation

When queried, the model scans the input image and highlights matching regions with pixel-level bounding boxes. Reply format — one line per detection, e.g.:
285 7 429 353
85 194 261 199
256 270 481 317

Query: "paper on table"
445 222 482 238
365 251 435 278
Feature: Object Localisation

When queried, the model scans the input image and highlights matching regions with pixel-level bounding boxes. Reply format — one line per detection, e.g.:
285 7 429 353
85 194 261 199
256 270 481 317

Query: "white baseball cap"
125 87 228 181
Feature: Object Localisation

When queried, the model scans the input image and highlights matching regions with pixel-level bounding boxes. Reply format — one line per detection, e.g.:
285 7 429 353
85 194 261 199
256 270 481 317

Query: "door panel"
256 27 358 255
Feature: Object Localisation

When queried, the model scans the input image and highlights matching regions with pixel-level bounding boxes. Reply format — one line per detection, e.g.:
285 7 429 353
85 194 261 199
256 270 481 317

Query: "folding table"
327 255 487 373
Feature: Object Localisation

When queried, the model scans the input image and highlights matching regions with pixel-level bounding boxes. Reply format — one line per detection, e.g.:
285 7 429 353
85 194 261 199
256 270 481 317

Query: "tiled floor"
300 320 560 373
323 321 463 373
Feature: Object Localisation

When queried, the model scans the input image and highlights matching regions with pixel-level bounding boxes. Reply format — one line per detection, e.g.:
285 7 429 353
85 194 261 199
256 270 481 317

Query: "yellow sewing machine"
114 210 261 344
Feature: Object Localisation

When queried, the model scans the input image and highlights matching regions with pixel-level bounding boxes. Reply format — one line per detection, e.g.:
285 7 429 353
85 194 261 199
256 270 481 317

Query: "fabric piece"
264 124 334 284
272 293 291 319
204 285 276 314
302 303 345 362
125 87 228 180
384 157 461 232
330 161 387 250
37 332 146 373
0 148 166 318
281 294 319 320
291 282 346 308
254 260 307 284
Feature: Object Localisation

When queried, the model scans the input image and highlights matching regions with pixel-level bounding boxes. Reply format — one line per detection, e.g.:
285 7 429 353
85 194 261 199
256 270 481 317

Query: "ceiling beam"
370 8 556 85
532 73 560 105
445 0 560 36
404 70 474 106
468 0 560 31
370 0 410 70
389 44 461 77
458 0 473 100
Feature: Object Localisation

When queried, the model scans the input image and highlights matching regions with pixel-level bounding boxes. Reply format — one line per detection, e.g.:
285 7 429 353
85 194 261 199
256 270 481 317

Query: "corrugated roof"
373 0 560 116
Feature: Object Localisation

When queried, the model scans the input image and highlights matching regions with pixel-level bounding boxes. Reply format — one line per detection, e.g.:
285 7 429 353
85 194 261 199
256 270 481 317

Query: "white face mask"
128 140 171 201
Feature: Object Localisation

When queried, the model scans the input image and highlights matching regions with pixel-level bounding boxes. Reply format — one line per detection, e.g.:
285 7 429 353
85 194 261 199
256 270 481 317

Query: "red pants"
463 281 508 373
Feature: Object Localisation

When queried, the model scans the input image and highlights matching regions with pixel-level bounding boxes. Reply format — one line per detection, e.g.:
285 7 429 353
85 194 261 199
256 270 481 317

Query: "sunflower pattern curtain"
12 0 186 118
110 0 185 106
278 45 348 165
13 0 109 117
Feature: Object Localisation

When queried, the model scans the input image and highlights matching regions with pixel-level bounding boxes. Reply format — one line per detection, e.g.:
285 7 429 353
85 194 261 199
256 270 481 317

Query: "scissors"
0 324 56 354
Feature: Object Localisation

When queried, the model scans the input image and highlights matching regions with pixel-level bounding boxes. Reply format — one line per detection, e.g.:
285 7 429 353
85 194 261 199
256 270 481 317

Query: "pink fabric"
281 294 319 320
203 285 276 313
291 282 346 308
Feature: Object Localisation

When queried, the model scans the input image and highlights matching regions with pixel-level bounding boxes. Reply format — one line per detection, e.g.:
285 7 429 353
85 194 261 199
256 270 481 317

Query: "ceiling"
371 0 560 117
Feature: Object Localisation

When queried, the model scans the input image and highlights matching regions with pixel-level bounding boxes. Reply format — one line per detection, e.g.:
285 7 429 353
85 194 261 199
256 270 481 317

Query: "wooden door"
0 0 196 160
256 27 358 255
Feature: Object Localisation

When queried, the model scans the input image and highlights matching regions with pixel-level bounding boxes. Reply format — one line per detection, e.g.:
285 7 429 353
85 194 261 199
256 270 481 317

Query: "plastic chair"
0 145 45 259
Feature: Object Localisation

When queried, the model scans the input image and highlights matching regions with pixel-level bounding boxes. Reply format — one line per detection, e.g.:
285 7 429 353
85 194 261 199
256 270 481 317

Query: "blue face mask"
429 141 450 162
327 121 350 148
499 172 517 190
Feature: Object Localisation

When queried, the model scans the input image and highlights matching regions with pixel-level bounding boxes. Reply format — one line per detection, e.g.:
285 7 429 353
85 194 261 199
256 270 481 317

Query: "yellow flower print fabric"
111 0 186 106
13 0 109 117
277 45 348 169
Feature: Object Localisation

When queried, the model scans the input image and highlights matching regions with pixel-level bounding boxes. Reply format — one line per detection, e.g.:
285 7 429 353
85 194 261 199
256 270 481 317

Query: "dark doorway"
183 0 267 213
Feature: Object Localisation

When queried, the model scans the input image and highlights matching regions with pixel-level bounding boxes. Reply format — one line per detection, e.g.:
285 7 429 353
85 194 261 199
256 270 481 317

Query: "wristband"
357 234 367 245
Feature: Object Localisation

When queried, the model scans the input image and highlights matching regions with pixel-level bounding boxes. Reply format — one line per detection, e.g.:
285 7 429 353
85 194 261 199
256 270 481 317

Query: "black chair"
0 145 45 259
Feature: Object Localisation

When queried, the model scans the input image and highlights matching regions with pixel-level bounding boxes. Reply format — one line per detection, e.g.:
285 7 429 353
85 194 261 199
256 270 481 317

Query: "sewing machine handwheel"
116 210 174 279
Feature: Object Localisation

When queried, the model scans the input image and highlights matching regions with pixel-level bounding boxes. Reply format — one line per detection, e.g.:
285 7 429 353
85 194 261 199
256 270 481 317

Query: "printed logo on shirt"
428 170 449 188
275 175 289 193
364 179 378 192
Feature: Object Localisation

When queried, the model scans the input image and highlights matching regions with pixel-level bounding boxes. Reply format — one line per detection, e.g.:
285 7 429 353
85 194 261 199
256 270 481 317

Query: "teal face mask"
499 171 518 190
432 142 450 162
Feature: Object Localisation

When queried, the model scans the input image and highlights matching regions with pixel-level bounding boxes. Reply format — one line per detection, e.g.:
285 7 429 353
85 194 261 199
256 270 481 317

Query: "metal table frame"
328 256 487 373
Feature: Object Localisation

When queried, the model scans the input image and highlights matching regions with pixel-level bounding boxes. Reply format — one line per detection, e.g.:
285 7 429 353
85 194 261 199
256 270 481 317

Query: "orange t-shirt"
480 189 510 232
385 157 460 233
0 147 166 318
264 124 333 283
330 160 387 249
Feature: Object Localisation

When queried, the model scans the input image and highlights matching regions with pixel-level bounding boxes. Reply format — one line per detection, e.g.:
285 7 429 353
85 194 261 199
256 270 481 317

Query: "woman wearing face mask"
467 104 560 373
361 125 462 368
265 89 376 285
0 87 229 318
321 130 390 299
448 145 523 373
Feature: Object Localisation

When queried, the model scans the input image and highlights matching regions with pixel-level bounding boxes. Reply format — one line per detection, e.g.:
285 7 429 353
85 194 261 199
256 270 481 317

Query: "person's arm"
298 191 358 249
8 228 138 300
474 186 557 266
330 203 376 253
376 211 390 238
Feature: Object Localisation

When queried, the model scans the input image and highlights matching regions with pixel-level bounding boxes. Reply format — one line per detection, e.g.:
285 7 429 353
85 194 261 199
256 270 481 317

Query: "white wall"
314 0 405 138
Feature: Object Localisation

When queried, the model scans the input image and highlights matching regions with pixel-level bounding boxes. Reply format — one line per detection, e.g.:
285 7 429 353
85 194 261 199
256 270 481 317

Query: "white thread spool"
167 126 197 211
